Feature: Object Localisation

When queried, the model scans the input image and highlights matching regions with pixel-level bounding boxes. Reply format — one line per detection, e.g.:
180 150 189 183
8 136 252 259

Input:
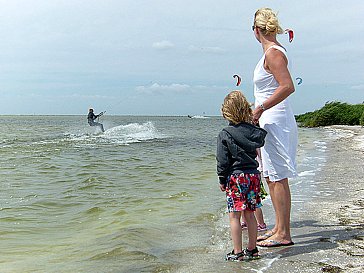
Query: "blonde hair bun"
254 7 283 35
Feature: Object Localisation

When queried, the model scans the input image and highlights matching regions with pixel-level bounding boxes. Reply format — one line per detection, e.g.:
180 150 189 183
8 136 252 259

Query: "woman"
251 7 297 247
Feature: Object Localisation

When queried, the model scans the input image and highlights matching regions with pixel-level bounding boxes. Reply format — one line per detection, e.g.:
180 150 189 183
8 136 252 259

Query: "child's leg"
241 213 246 223
229 211 242 253
254 207 265 226
241 213 247 228
244 210 257 251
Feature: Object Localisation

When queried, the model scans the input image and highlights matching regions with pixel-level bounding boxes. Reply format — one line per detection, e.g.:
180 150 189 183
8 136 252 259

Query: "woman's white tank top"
253 45 292 113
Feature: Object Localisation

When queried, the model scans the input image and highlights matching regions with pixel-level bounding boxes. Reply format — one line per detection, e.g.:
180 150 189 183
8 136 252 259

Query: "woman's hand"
219 183 226 192
252 106 264 124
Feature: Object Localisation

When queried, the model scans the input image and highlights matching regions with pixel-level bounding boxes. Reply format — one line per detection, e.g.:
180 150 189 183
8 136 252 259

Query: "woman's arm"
253 49 295 122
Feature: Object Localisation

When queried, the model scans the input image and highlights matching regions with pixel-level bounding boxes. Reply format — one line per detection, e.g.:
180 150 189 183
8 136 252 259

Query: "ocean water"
0 116 343 272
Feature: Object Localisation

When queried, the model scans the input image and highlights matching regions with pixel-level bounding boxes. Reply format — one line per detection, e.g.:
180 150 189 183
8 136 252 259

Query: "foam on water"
325 125 356 140
66 121 165 145
252 254 281 273
102 121 165 144
298 170 316 177
355 133 364 150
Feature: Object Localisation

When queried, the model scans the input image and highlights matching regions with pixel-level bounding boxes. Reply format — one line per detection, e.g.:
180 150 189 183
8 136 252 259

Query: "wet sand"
258 126 364 273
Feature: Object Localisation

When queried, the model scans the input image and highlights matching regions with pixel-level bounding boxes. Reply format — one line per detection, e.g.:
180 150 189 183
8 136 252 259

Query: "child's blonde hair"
221 91 252 125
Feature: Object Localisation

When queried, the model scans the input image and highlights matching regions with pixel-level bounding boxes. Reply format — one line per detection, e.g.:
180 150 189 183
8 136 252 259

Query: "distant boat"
187 115 209 119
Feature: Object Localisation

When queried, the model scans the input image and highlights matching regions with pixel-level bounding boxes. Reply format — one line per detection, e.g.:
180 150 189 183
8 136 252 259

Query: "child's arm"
216 131 230 190
256 148 263 172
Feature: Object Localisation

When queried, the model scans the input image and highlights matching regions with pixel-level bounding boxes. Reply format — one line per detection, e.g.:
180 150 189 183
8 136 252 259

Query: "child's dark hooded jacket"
216 122 267 185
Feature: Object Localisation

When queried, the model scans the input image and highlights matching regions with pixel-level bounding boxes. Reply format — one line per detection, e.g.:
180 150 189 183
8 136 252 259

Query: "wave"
356 134 364 151
67 121 165 145
103 121 164 144
313 140 327 152
1 122 165 151
298 170 316 177
324 126 355 140
325 125 364 151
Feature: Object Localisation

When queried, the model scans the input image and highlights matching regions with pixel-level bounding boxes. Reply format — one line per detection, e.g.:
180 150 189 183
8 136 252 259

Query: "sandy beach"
257 126 364 273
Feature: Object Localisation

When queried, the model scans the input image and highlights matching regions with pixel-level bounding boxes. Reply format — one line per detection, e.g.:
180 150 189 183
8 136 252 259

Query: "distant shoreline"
0 114 221 117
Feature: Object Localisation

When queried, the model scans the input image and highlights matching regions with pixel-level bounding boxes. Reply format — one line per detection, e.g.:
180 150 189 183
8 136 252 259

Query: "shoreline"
259 125 364 272
172 125 364 273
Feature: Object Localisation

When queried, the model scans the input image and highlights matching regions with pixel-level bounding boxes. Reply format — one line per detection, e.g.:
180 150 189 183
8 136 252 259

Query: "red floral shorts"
226 172 262 212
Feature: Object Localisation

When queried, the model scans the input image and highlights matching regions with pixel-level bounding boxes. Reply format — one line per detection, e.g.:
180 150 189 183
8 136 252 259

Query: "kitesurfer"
87 108 105 132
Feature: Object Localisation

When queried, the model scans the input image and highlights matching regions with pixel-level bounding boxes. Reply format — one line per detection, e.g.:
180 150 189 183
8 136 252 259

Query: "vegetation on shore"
295 101 364 127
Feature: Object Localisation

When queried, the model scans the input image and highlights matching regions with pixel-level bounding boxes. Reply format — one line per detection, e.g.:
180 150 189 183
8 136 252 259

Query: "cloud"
22 92 116 100
350 84 364 91
135 83 227 96
136 83 191 94
152 40 175 50
188 45 226 54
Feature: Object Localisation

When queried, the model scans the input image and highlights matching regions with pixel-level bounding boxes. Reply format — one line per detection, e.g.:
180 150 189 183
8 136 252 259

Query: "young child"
216 91 267 261
241 149 268 232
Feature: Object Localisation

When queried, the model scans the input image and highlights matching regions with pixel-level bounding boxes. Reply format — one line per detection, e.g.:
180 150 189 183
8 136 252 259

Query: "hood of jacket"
223 122 267 151
216 122 267 184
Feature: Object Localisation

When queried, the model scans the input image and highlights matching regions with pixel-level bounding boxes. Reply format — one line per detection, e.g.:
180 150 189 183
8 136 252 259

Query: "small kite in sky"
233 74 241 86
296 77 303 85
285 29 294 43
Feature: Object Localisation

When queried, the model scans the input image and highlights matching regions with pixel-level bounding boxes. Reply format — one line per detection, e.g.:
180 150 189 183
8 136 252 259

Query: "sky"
0 0 363 115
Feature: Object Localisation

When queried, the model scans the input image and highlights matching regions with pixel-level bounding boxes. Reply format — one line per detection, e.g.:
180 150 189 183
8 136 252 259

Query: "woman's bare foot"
257 230 275 241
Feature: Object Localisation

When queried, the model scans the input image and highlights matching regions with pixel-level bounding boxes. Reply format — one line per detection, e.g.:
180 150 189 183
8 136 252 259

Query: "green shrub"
295 101 364 127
